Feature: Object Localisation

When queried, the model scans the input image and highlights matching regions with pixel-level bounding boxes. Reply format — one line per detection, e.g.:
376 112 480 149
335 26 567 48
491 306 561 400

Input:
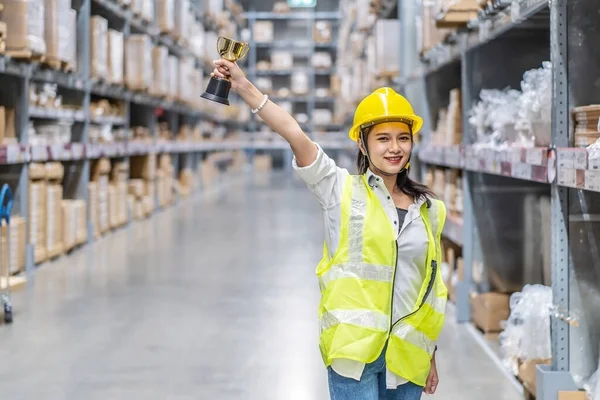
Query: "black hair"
356 125 436 202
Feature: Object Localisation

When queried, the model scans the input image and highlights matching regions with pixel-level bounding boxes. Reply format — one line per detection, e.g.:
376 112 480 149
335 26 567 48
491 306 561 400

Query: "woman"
212 59 447 400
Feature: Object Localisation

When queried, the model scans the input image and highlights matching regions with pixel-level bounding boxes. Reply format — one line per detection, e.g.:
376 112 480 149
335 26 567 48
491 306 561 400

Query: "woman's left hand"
424 356 439 394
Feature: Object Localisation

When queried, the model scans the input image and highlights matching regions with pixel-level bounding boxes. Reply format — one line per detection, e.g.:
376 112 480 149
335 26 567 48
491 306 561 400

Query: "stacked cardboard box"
2 0 46 56
572 104 600 147
90 158 111 237
157 154 174 207
431 89 462 145
61 199 86 252
45 162 64 259
178 168 195 197
90 16 108 80
173 0 191 43
418 1 453 55
109 160 129 228
443 246 464 303
29 163 47 263
1 216 26 276
130 154 156 218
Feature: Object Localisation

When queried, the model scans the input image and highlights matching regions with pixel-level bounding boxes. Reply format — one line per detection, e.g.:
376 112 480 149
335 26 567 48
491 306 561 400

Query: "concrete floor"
0 172 523 399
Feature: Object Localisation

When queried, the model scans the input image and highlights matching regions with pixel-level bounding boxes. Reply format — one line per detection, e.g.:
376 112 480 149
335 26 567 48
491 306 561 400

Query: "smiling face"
359 121 413 175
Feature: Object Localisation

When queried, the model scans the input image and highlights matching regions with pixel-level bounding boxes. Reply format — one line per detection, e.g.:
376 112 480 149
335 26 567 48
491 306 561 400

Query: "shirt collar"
365 168 428 207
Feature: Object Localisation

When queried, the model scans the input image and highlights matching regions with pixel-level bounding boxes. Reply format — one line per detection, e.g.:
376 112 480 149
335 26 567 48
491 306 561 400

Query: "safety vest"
316 174 447 387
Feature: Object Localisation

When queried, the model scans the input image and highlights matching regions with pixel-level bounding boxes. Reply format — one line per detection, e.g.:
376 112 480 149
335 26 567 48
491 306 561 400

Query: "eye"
399 136 410 141
378 137 389 142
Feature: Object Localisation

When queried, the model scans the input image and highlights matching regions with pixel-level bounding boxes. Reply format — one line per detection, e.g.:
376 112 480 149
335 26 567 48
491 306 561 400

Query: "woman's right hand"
211 59 247 91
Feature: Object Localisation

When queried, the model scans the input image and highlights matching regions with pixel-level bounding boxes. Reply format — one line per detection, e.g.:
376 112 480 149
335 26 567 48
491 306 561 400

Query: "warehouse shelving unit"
0 0 253 279
399 0 599 398
242 0 342 170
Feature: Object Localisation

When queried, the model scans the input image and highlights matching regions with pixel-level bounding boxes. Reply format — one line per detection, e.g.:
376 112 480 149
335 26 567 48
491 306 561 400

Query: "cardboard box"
156 0 174 33
108 184 119 228
125 34 152 91
168 56 178 99
44 0 71 62
66 9 77 69
29 180 47 264
108 29 124 85
90 15 108 80
74 199 87 244
61 200 77 251
1 216 26 276
254 21 273 43
173 0 190 41
2 0 46 54
518 359 551 396
558 392 587 400
470 292 510 333
151 46 169 96
46 183 64 258
88 182 99 238
97 175 109 233
130 154 156 180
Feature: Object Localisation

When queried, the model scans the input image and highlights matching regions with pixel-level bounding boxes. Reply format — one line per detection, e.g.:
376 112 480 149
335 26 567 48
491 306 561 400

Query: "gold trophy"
200 36 250 106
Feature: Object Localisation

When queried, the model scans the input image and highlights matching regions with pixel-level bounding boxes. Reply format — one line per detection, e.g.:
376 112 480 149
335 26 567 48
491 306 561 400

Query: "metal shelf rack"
399 0 600 398
244 0 342 171
0 0 251 277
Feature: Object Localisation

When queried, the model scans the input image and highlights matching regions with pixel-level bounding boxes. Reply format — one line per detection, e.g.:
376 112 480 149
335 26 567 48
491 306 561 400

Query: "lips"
385 156 402 164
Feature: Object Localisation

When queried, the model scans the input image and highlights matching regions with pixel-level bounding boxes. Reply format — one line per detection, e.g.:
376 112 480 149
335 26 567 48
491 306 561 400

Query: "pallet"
6 49 44 62
43 56 74 73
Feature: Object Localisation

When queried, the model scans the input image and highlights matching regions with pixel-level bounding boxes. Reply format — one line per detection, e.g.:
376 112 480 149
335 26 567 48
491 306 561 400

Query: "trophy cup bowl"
200 36 250 106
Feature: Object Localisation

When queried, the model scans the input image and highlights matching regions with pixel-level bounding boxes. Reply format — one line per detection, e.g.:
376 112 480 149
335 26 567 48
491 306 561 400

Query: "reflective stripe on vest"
316 174 448 386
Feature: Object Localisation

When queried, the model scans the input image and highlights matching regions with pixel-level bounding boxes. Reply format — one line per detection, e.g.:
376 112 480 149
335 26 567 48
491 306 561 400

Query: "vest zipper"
390 260 438 331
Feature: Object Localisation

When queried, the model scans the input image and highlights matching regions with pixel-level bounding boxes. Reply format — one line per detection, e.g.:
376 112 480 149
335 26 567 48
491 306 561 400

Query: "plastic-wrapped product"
469 88 522 149
515 61 552 147
499 284 553 374
108 30 124 85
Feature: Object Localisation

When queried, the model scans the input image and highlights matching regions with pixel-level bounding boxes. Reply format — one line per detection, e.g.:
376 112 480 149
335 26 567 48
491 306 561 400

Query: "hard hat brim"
348 115 423 142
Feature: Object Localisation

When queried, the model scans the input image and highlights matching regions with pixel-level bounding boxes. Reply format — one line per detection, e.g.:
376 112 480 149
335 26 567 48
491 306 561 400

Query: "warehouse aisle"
0 172 521 400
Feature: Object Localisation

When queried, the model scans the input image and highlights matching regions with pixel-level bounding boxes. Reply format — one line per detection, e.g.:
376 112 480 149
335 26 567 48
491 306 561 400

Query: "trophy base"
200 76 231 106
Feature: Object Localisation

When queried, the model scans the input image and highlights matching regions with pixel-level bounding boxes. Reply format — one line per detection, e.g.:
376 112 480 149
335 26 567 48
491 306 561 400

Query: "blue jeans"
327 350 423 400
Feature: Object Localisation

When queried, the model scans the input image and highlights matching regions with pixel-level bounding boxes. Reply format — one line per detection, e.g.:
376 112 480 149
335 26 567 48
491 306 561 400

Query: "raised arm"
212 59 317 167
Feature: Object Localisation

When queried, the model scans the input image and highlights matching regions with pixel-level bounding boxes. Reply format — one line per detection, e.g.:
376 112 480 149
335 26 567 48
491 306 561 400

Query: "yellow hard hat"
348 87 423 142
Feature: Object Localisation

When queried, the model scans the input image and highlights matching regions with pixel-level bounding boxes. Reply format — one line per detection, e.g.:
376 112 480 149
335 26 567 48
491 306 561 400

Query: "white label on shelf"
512 163 530 180
557 168 576 187
573 151 588 170
557 149 575 169
588 157 600 170
584 170 599 191
525 148 544 166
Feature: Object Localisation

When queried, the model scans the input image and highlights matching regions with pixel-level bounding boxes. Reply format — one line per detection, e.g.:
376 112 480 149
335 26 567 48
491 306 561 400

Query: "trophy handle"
239 43 249 60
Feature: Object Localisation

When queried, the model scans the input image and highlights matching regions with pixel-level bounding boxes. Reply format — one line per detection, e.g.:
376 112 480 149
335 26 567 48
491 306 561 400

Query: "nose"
389 140 401 153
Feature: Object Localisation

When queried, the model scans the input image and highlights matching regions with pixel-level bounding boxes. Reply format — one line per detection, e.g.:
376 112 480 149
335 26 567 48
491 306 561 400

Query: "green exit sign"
287 0 316 7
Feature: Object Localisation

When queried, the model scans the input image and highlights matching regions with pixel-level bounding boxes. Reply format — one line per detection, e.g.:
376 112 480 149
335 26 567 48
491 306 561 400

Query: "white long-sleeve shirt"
292 143 431 389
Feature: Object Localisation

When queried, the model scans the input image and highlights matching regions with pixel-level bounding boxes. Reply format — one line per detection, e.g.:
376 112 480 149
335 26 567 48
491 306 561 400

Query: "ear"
357 138 367 156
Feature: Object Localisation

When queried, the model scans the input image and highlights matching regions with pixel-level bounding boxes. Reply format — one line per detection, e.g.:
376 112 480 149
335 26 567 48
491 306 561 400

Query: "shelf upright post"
16 68 33 273
456 48 476 323
78 0 92 234
537 0 578 397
